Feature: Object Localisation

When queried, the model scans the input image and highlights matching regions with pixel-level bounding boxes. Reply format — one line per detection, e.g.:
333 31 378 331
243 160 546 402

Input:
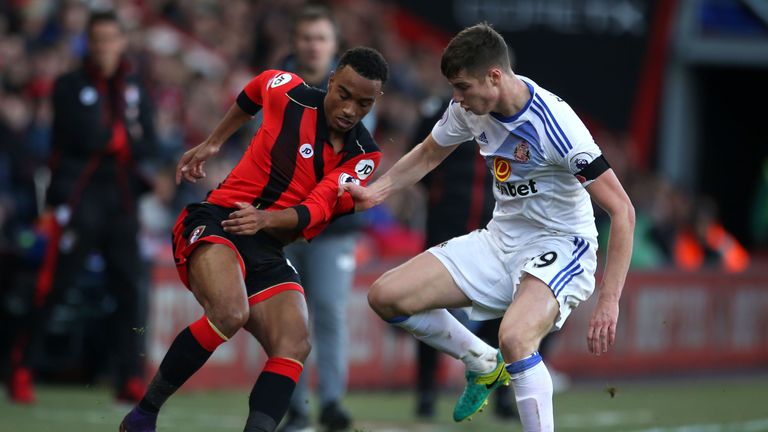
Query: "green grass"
2 375 767 431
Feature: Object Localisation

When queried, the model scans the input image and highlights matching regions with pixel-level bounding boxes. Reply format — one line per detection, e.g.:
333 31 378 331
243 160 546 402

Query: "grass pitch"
1 375 767 431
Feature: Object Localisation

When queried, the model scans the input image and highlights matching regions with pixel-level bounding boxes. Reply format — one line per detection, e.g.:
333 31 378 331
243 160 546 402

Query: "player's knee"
499 328 536 362
368 277 401 319
273 330 311 362
294 336 311 362
208 303 249 336
367 278 386 310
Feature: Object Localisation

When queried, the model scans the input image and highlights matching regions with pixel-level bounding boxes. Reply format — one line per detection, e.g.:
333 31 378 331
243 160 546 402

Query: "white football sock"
507 353 554 432
390 310 498 373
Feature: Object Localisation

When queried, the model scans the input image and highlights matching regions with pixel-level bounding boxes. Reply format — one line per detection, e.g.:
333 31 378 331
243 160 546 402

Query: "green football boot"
452 351 511 422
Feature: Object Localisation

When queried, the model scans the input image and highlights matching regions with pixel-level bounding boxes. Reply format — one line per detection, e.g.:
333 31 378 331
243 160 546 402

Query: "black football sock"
138 320 225 414
243 357 303 432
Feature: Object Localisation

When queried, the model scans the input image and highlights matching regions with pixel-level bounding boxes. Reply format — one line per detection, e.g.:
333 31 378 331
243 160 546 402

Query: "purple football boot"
119 406 157 432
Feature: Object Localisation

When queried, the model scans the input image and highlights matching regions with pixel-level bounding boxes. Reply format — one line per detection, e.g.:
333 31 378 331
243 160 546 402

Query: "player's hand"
587 296 619 355
339 182 378 212
175 141 221 184
222 202 269 235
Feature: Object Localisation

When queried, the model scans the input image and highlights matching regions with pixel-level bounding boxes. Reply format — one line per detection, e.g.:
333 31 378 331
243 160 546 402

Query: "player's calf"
119 315 231 431
505 352 554 431
245 357 304 432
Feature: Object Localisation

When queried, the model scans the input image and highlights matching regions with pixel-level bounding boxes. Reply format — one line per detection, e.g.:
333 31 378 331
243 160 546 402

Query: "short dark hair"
87 10 123 34
440 23 511 79
337 47 389 86
293 5 338 38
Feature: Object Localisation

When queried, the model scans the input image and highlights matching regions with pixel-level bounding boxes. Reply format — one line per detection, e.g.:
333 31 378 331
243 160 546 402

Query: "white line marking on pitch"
628 417 768 432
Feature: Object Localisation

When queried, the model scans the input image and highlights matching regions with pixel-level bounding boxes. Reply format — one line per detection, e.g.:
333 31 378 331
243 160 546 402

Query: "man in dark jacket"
8 10 156 404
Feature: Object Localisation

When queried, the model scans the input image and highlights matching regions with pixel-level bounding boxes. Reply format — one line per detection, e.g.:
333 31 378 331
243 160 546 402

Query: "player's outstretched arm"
340 133 458 211
585 169 635 355
176 103 253 184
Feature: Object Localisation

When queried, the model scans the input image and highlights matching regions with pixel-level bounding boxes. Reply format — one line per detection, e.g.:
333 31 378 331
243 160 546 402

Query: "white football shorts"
428 228 597 331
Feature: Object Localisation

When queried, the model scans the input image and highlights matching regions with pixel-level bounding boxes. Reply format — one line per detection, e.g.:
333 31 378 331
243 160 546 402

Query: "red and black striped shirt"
206 70 381 240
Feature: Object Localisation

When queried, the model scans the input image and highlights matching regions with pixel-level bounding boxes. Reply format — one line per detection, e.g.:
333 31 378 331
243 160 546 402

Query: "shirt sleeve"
536 93 606 187
236 70 298 115
332 188 356 217
561 127 606 188
430 100 474 146
291 151 382 231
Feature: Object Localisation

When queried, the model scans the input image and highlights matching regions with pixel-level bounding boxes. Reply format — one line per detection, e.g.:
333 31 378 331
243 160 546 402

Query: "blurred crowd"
1 0 759 277
0 0 449 264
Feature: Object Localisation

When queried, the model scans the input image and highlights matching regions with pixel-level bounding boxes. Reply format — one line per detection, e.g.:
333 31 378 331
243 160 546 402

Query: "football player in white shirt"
342 24 634 431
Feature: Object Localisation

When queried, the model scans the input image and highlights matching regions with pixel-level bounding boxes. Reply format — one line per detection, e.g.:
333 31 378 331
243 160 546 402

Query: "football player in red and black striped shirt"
120 47 388 432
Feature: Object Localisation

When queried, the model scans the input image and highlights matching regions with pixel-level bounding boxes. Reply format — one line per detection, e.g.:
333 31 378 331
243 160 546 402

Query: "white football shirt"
431 76 602 249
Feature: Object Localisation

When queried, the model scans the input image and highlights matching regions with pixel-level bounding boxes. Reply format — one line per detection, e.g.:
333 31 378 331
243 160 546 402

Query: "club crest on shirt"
338 172 360 185
189 225 206 244
514 141 530 163
493 157 512 182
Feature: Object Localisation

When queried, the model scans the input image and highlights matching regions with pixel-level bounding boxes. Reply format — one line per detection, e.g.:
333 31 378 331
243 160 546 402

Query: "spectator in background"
8 10 157 404
278 6 374 431
0 89 45 390
673 196 750 273
643 180 749 273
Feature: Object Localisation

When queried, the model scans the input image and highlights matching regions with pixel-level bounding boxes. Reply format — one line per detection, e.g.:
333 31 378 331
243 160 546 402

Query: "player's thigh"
187 243 249 317
369 251 471 316
499 274 560 361
244 290 310 360
519 235 597 331
173 203 249 321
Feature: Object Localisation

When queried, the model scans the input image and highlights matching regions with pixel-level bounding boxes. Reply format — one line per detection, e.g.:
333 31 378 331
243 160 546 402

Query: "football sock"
388 310 498 373
138 316 228 414
506 352 554 432
244 357 303 432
